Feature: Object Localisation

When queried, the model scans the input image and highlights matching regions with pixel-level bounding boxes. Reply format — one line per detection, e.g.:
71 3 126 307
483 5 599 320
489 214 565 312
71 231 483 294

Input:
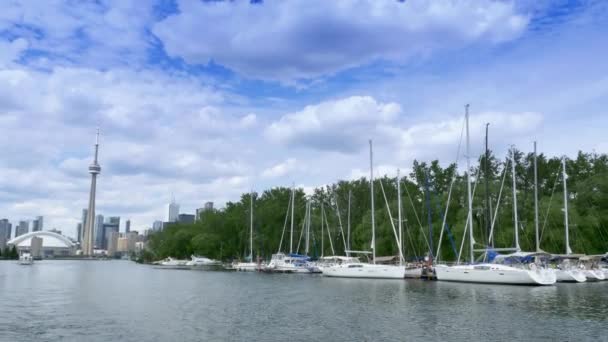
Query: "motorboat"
186 255 222 268
435 252 556 286
264 253 313 273
153 257 189 269
19 252 34 265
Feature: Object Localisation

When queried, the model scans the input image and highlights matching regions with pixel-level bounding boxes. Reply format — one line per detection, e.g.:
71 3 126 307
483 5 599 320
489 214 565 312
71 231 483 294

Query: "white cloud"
265 96 401 152
153 0 528 81
261 158 298 179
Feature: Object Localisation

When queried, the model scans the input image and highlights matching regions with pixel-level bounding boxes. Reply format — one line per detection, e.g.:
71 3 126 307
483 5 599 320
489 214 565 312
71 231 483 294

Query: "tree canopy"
146 150 608 262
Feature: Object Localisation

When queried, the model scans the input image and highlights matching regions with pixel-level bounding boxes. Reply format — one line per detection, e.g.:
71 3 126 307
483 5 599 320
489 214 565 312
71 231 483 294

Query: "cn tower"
82 129 101 256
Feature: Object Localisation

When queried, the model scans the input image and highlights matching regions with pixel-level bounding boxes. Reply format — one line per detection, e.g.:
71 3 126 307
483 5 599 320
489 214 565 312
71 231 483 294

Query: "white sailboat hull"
403 267 423 278
435 264 556 285
555 269 587 283
584 270 606 281
235 262 259 272
322 263 404 279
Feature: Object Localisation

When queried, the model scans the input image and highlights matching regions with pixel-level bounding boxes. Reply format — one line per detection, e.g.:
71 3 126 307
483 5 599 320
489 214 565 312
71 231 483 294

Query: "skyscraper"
32 216 43 232
102 217 120 249
0 219 11 240
76 223 82 243
106 231 119 257
16 221 29 237
204 202 214 211
82 130 101 256
152 220 163 231
166 198 179 222
94 215 104 249
125 219 131 233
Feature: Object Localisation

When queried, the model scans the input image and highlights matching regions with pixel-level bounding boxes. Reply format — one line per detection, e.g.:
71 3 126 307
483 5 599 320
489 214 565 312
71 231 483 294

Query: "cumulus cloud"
153 0 529 81
261 158 298 179
265 96 400 152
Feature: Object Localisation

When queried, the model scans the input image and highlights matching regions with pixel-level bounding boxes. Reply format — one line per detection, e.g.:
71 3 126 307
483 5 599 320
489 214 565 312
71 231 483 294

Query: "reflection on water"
0 260 606 342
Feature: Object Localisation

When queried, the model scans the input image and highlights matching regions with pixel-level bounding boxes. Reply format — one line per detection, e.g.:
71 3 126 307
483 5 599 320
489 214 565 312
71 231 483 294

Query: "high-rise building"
106 231 119 257
31 216 43 232
126 231 138 252
0 219 12 240
82 129 101 256
204 202 214 211
76 223 82 243
166 199 180 222
94 215 104 249
178 214 195 224
102 217 120 250
80 209 88 242
125 219 131 233
16 221 29 237
152 220 163 231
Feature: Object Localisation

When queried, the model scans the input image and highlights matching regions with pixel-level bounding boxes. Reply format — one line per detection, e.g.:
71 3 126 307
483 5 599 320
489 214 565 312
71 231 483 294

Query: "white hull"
555 269 587 283
403 267 423 278
584 270 606 281
235 262 259 272
435 264 556 285
322 263 404 279
19 260 33 265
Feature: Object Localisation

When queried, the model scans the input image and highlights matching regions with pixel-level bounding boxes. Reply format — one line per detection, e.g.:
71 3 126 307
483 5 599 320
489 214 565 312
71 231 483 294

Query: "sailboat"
553 157 587 282
323 140 405 279
265 186 313 273
235 192 259 272
435 105 556 285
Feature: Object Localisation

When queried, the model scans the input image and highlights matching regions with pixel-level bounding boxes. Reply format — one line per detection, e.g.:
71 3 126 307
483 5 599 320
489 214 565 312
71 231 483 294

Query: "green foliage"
147 150 608 262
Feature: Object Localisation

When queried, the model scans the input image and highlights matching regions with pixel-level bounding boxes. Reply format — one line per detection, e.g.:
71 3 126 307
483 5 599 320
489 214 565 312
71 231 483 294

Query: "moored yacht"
19 252 34 265
552 255 587 283
323 262 404 279
580 255 606 281
186 255 222 268
435 252 556 285
153 257 189 269
264 253 313 273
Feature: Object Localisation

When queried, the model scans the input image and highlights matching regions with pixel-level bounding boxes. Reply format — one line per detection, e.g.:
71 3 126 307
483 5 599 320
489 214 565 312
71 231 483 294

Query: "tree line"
145 150 608 262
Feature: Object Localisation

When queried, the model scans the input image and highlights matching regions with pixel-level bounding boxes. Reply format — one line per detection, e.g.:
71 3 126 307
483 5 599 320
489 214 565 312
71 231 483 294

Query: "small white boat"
322 262 404 279
234 261 259 272
186 255 221 267
19 252 34 265
153 257 189 269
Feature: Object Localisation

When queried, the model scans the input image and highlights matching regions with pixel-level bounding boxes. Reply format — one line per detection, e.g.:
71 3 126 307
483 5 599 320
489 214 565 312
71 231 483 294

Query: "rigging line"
488 160 509 245
403 209 419 260
322 203 336 255
539 168 561 243
436 114 466 260
379 179 406 263
332 191 349 255
277 192 292 253
403 182 432 253
295 201 308 253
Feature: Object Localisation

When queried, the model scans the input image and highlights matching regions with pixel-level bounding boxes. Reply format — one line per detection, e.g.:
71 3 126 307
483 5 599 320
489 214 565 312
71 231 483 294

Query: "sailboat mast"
347 190 351 253
484 123 492 247
290 184 295 254
369 139 376 264
533 141 540 252
465 104 474 264
511 148 520 251
321 202 324 257
250 191 254 260
397 169 403 266
305 201 310 255
562 157 572 255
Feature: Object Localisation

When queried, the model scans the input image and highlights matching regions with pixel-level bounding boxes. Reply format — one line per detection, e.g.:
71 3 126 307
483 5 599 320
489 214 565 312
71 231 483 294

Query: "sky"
0 0 606 237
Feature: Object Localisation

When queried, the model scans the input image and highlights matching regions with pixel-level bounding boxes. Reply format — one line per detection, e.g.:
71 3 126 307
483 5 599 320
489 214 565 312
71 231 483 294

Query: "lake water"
0 260 606 342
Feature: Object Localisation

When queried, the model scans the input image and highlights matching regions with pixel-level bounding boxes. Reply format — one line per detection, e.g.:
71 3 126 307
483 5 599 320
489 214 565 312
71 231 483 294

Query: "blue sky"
0 0 606 237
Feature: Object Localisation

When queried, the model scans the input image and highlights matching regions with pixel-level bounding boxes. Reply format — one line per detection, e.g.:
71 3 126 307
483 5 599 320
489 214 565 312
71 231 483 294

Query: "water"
0 260 606 342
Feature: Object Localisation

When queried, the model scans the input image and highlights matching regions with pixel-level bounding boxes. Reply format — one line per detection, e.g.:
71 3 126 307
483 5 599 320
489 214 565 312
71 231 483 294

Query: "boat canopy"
287 253 311 260
494 252 552 263
550 254 586 260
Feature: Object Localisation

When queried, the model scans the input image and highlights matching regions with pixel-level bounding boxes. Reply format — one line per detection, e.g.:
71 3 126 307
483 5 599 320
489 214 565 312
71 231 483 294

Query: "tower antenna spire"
83 128 102 256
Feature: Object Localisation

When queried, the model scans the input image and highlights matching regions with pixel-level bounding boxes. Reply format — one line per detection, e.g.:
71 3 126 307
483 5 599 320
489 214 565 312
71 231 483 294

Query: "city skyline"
0 1 607 237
